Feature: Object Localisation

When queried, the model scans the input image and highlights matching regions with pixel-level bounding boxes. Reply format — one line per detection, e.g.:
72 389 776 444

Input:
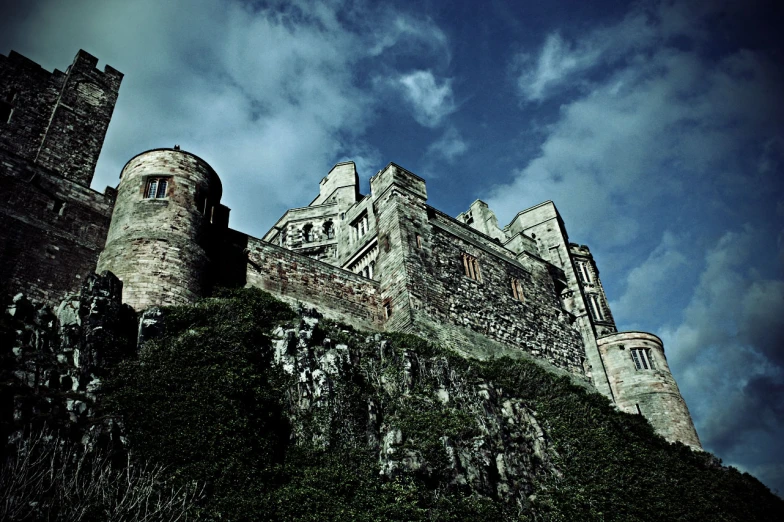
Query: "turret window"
462 253 482 282
144 178 169 199
631 348 654 370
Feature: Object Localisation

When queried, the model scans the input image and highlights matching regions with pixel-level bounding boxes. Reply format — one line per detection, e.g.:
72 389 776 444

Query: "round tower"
97 148 223 311
597 331 701 449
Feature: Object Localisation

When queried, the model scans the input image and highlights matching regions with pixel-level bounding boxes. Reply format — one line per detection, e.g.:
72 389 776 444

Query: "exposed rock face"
2 271 135 446
269 306 561 511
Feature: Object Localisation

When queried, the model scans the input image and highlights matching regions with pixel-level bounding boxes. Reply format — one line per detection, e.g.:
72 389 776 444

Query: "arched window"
302 224 314 243
324 221 335 239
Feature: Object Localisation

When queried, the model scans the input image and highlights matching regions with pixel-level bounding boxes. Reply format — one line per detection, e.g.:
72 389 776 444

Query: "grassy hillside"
103 287 783 521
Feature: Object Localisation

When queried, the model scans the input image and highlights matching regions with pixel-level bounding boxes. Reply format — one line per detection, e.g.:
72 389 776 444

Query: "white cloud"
609 231 688 326
513 10 657 102
488 3 784 248
396 70 456 127
426 127 468 163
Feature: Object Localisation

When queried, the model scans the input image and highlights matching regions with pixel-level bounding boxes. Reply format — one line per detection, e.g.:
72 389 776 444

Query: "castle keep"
0 50 701 449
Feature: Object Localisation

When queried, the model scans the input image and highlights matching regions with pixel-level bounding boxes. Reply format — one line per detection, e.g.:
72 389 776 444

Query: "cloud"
426 127 468 163
609 231 689 326
1 0 452 236
487 2 784 248
512 10 657 102
396 70 456 127
659 227 784 493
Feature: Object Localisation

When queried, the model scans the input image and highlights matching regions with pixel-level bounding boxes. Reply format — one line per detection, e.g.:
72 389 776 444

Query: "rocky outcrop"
2 271 135 447
270 306 561 511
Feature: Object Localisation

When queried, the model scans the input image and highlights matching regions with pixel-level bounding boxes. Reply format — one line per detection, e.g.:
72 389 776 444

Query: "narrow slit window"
511 278 525 302
462 253 482 282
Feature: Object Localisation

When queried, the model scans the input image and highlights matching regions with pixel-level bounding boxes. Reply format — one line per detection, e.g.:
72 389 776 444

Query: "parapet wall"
242 236 382 331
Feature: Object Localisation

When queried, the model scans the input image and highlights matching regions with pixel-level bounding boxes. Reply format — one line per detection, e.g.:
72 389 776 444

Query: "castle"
0 50 701 449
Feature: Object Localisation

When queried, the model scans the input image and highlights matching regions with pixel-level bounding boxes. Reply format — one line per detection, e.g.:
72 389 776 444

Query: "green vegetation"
103 288 783 521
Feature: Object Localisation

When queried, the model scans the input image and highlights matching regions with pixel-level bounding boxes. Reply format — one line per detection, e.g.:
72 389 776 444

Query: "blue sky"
2 0 782 495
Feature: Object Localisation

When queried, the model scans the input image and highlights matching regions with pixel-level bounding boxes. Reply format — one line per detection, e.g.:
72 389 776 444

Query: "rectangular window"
588 293 604 321
577 262 592 284
462 253 482 282
631 348 654 370
145 177 169 199
511 278 525 302
416 235 422 248
351 212 369 241
383 299 392 319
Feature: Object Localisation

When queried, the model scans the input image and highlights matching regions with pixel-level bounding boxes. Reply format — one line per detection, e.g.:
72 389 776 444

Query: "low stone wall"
243 236 382 331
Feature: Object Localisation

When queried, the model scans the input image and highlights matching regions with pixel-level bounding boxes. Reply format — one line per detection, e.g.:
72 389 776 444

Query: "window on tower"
324 220 335 239
302 223 314 243
144 177 170 199
631 348 655 370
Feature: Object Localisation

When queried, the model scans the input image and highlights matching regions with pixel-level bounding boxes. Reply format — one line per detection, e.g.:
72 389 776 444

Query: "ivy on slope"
104 288 783 521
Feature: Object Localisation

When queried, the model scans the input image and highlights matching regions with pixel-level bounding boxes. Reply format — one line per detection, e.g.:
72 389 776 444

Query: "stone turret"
597 331 701 449
97 148 229 311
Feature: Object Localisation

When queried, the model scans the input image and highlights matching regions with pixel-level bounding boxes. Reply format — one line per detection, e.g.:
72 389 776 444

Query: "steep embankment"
107 288 783 520
3 281 782 520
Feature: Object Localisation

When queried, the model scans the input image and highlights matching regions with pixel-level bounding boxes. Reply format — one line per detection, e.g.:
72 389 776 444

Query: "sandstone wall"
411 214 585 374
598 331 701 448
241 236 382 331
97 149 224 311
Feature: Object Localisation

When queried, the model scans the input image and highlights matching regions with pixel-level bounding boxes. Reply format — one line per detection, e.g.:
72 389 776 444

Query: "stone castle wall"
598 332 701 448
97 149 225 311
240 236 382 331
410 214 585 374
0 149 115 306
0 50 122 186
